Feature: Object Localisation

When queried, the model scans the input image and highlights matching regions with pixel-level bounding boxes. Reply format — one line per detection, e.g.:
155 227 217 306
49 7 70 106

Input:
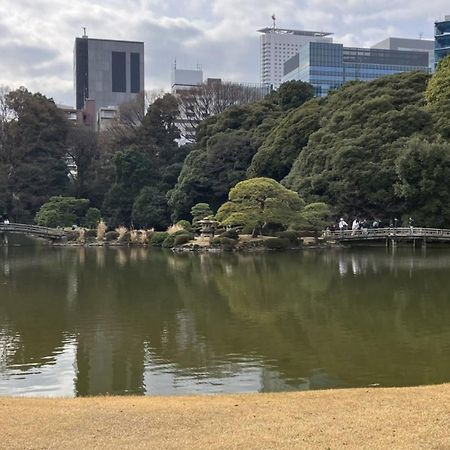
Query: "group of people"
335 217 415 233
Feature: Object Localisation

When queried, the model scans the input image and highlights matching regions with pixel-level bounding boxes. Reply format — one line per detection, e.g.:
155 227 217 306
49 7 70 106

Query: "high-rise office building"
372 37 435 71
258 26 333 89
282 42 430 97
73 34 144 118
435 16 450 66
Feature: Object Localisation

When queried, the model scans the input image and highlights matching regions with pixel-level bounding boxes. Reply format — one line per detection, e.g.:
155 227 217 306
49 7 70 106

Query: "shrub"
162 234 176 248
174 234 193 246
119 232 131 244
130 229 139 244
66 230 79 242
85 229 97 239
176 220 193 232
211 237 237 251
150 232 169 247
263 237 291 250
105 231 119 242
78 228 86 243
275 231 300 245
221 229 239 240
84 208 101 228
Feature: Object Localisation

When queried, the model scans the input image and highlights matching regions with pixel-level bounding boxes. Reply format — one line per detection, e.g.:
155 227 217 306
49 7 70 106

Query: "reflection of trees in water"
2 248 450 395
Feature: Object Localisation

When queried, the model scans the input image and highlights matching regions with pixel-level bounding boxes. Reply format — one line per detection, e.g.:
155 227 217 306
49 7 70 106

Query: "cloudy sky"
0 0 447 106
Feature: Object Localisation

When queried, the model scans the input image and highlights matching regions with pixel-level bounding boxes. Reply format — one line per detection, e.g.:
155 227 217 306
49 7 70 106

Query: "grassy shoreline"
2 384 450 449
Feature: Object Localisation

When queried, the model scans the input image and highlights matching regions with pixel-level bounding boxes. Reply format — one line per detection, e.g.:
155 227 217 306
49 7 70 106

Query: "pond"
1 242 450 396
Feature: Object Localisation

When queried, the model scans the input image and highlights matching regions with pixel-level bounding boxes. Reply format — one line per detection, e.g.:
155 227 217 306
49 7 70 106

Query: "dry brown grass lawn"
1 384 450 449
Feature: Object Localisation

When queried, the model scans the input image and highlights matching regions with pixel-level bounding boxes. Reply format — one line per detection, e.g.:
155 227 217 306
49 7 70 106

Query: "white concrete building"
372 37 435 71
258 27 333 89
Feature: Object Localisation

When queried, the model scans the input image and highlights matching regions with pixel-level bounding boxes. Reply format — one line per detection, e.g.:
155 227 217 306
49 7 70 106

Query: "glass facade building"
283 42 430 97
435 16 450 66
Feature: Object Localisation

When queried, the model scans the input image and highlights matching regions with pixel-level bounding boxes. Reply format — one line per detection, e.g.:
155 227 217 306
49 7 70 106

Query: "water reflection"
1 246 450 397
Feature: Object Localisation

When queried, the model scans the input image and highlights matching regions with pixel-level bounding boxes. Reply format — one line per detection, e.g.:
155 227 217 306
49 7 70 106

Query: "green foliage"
283 72 432 218
162 234 176 248
176 220 193 232
35 196 90 228
1 88 69 222
275 231 300 245
84 229 97 239
131 186 170 230
395 138 450 227
211 236 237 251
270 80 314 111
174 233 194 246
248 99 322 180
168 101 282 220
105 231 119 242
426 56 450 105
150 231 169 247
221 229 239 239
425 56 450 139
296 202 331 232
216 178 305 233
84 207 101 228
263 237 291 250
190 203 213 224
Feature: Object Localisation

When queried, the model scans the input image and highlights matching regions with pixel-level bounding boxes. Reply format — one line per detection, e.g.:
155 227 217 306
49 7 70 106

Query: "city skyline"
0 0 448 106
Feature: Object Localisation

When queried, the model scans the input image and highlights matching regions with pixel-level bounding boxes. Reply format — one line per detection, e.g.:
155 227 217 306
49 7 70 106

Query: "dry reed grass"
167 224 184 235
115 226 128 242
130 229 139 243
77 228 86 243
96 220 107 241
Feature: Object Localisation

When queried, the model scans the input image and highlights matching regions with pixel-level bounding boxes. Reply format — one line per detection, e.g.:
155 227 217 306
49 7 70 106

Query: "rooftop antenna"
174 58 177 69
272 13 276 31
419 32 423 40
82 27 87 38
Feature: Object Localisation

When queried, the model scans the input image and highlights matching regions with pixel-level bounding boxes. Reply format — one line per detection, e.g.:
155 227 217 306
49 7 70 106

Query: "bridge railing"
326 227 450 240
0 223 65 238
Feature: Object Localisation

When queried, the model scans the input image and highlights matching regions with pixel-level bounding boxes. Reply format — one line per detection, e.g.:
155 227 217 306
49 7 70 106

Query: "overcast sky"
0 0 448 106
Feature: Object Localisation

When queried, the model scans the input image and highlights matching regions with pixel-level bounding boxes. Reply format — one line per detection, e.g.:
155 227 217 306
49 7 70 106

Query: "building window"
112 51 126 93
130 53 140 93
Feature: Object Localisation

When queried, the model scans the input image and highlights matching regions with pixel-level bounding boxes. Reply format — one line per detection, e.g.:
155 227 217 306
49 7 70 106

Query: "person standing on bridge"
338 218 348 232
352 218 359 235
409 217 414 234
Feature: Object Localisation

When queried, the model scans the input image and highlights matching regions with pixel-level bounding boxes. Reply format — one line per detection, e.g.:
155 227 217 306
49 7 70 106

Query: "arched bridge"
0 223 66 240
327 227 450 247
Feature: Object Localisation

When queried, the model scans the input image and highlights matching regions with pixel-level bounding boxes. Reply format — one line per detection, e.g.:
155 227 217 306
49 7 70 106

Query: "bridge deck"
327 227 450 243
0 223 65 239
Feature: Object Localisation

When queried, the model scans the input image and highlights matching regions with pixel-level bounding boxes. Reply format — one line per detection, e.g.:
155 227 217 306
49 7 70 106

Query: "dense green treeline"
1 60 450 229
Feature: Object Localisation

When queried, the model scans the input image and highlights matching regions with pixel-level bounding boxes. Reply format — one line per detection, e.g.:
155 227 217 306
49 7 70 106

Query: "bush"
211 237 237 251
84 229 97 239
264 237 291 250
221 229 239 240
275 231 300 245
119 232 131 244
105 231 119 242
174 234 194 246
150 232 169 247
66 230 79 242
84 208 101 228
176 220 193 232
162 234 176 248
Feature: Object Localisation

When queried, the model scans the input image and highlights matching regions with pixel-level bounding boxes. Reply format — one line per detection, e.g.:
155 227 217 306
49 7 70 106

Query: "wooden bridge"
326 227 450 247
0 223 66 240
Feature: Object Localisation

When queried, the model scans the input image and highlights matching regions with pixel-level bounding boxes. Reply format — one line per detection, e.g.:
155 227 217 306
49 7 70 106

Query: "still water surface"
1 241 450 397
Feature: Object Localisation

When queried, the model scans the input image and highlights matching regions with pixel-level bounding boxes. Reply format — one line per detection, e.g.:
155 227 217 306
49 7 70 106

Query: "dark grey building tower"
74 34 144 113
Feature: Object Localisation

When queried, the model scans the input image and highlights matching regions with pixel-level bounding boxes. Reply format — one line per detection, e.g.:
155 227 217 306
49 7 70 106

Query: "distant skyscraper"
372 37 435 71
258 24 333 89
73 34 144 118
435 16 450 66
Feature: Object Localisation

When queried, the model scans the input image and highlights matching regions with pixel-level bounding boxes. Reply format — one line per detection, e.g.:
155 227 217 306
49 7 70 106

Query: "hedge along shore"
1 384 450 449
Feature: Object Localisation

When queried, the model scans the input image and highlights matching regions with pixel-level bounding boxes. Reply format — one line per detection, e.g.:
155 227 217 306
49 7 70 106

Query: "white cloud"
0 0 447 105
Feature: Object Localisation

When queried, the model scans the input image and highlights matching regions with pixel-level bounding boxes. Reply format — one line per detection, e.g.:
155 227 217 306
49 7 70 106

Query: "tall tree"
0 87 69 222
